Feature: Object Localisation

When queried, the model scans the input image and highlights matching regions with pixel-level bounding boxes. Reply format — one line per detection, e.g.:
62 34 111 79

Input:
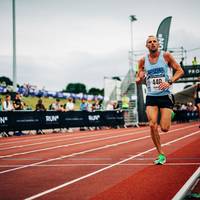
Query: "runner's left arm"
159 52 184 90
166 52 184 83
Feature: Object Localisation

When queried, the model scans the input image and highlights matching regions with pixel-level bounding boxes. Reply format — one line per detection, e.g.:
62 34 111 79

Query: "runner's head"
146 35 159 53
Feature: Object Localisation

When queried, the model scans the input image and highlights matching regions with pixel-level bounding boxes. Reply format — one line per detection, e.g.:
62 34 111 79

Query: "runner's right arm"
136 57 145 84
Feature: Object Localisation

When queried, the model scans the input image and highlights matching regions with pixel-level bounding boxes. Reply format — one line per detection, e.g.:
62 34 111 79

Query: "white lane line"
0 128 150 158
0 135 151 174
0 127 141 146
2 157 200 161
0 126 198 174
0 124 195 159
0 122 192 147
24 130 200 200
0 128 137 151
0 128 138 149
0 163 200 168
172 167 200 200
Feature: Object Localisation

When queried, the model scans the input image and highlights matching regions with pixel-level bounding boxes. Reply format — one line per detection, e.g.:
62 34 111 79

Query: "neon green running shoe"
154 154 167 165
171 111 175 120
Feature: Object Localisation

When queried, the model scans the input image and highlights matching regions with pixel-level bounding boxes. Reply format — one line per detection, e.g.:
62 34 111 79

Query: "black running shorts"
146 95 175 109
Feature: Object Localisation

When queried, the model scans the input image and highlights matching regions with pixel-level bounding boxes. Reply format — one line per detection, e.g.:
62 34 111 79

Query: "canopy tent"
174 84 197 104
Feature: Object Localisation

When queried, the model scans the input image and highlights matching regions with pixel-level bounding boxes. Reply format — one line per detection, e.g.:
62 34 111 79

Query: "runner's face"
146 37 159 53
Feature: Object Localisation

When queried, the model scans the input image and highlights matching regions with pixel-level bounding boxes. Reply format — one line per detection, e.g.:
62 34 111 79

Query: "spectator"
64 97 75 111
50 98 63 133
80 99 88 111
3 94 14 111
64 98 75 132
98 99 104 110
180 57 184 67
0 98 8 137
194 83 200 127
51 99 63 111
187 102 194 112
35 98 46 134
180 103 187 111
1 95 14 136
113 101 119 110
13 93 24 110
0 98 2 111
91 102 96 111
192 56 199 65
13 93 25 136
195 83 200 108
35 98 46 111
94 100 101 111
79 99 89 131
87 99 93 112
121 93 130 128
106 101 114 110
121 93 130 110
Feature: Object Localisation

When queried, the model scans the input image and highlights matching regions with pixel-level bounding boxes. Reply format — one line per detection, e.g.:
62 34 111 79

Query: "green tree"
0 76 13 86
64 83 87 94
88 88 104 96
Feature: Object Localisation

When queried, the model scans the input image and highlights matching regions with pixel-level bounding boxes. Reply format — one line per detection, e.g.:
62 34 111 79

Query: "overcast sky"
0 0 200 92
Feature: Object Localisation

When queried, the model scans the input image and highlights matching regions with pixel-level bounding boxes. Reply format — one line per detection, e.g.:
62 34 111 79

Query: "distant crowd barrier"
0 110 124 132
174 110 199 122
0 86 103 100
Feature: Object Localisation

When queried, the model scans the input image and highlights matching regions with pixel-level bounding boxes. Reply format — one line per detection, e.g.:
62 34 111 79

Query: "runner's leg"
160 108 172 132
146 106 164 154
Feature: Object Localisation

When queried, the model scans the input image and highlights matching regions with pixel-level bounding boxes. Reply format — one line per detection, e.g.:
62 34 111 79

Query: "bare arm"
165 52 184 83
159 52 184 90
136 57 145 84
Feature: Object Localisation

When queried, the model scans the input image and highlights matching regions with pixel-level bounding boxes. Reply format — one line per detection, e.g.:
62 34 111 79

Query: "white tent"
174 84 197 104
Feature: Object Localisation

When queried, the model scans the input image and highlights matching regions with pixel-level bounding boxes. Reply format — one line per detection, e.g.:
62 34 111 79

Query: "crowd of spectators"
0 93 104 112
0 87 199 136
173 102 198 112
0 93 106 136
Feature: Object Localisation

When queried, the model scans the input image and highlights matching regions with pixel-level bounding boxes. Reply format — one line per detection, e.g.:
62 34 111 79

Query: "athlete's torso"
144 51 172 96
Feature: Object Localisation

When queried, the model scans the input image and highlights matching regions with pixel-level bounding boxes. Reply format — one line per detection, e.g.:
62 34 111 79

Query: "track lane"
0 123 195 159
90 138 200 200
24 130 200 200
0 124 198 172
0 127 150 157
0 122 193 149
0 122 199 199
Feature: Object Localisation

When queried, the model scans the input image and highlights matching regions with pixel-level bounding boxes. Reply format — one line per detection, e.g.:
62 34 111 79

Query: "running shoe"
154 154 166 165
171 111 175 120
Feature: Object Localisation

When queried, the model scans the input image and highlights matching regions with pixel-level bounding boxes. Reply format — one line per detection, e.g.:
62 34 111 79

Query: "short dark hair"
146 35 158 45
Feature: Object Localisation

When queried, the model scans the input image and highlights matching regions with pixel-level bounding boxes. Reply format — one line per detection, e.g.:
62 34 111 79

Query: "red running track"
0 122 199 200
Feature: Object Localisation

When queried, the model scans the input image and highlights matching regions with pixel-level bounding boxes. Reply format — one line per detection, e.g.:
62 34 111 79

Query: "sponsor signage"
0 111 124 132
175 65 200 82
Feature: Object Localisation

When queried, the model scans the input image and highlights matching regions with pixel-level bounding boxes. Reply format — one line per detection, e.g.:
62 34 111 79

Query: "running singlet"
144 52 172 96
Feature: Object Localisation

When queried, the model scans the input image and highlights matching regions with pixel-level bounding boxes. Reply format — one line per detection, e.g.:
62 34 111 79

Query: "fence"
0 110 124 132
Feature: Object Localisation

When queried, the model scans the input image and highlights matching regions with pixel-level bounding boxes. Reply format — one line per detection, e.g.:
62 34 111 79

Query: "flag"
156 16 172 51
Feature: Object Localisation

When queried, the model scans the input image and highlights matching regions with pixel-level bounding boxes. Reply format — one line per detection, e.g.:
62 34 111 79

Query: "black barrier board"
60 111 87 128
0 110 125 132
40 111 62 129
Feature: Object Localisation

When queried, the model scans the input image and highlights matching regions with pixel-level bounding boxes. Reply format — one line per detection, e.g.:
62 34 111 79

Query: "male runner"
136 35 184 165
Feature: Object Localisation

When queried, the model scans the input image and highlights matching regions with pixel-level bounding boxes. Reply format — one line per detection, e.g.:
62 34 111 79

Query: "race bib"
149 77 165 92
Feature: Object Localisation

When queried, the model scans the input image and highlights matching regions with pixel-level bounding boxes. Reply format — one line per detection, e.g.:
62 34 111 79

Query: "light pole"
12 0 17 92
129 15 139 127
129 15 137 73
